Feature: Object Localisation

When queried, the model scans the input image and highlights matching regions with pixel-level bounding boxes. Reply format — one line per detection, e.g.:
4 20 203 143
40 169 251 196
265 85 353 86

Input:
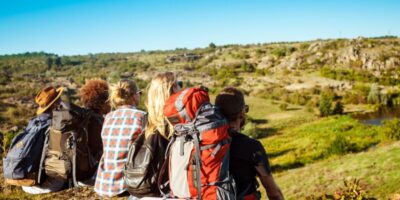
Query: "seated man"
20 86 66 194
215 87 284 200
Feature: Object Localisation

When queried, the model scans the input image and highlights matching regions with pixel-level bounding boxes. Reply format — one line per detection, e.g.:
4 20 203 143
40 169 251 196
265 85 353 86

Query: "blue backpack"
3 113 51 185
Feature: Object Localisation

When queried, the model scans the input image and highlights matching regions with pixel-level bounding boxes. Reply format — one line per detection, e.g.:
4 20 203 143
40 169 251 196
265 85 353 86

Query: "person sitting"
215 87 284 200
79 78 111 166
21 86 65 194
94 79 146 198
127 72 181 199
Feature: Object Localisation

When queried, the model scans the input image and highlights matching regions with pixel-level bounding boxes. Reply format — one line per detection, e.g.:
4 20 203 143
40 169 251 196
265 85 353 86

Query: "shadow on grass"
257 127 281 139
267 148 294 159
285 107 301 111
251 119 268 124
271 161 305 172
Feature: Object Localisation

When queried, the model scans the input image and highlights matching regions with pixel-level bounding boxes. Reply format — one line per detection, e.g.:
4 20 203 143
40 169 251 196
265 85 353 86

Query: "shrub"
242 122 260 138
279 103 288 111
326 135 353 156
382 118 400 140
271 47 287 58
333 179 374 200
306 179 375 200
332 101 344 115
3 131 18 151
319 93 333 117
367 83 380 104
239 62 255 72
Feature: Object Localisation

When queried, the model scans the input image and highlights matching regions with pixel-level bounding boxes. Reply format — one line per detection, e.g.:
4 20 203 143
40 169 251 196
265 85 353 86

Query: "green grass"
271 141 400 199
261 115 381 172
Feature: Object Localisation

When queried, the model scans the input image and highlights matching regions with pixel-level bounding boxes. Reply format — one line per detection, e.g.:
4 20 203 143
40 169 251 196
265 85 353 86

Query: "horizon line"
1 34 398 57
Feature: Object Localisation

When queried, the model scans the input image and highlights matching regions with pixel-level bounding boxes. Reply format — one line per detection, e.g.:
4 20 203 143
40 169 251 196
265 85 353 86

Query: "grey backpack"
39 102 96 187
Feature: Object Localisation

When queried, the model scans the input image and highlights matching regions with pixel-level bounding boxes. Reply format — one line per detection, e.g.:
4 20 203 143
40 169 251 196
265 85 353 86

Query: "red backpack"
160 87 236 200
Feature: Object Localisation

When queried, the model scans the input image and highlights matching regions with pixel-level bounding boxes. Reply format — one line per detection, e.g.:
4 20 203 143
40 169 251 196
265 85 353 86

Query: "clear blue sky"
0 0 399 55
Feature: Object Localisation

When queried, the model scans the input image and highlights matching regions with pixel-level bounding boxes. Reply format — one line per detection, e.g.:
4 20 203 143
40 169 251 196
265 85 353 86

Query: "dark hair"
79 78 109 112
215 87 245 122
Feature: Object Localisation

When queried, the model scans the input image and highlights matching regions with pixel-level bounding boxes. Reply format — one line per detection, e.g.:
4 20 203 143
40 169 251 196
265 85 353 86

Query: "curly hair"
80 78 109 112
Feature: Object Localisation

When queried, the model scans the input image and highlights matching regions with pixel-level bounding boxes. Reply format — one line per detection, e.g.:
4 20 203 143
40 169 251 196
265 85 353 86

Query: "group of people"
11 72 284 200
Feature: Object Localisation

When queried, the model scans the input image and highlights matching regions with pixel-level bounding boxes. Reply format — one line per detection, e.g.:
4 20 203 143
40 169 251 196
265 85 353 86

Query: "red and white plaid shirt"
94 106 146 197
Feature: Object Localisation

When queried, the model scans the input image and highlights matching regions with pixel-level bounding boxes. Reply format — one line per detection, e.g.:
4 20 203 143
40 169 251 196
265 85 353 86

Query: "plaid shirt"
94 106 146 197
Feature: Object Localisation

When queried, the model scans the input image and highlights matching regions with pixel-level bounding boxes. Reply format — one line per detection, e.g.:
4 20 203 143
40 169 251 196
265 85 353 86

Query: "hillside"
1 36 400 199
1 37 400 130
274 141 400 199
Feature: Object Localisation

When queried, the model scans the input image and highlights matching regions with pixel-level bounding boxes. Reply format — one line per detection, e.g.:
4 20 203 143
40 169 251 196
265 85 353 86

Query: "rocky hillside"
0 36 399 131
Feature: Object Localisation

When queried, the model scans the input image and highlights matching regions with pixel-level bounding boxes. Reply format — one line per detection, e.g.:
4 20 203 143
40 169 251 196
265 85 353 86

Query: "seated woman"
127 72 181 199
94 79 146 198
79 78 111 164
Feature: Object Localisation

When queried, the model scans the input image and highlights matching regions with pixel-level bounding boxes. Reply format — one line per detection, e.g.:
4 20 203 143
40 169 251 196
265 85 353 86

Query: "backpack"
3 113 51 186
124 131 168 197
39 102 96 187
160 87 236 200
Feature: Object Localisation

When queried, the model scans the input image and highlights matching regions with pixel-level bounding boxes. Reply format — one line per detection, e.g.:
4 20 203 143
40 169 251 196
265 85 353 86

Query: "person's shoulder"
134 109 147 116
231 130 263 148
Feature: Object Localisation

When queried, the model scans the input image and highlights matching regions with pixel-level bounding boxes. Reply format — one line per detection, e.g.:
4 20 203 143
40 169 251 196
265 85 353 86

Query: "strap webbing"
192 133 202 200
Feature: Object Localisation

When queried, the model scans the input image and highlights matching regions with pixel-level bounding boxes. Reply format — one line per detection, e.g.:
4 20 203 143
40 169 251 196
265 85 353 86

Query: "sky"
0 0 399 55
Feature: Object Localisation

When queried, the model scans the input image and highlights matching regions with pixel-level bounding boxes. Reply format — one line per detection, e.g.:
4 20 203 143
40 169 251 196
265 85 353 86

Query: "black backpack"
124 131 168 197
38 102 96 187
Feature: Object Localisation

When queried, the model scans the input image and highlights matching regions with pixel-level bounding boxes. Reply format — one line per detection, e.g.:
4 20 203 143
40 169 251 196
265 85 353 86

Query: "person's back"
16 86 66 194
94 79 145 198
79 78 111 163
215 87 284 200
229 129 272 199
124 72 180 198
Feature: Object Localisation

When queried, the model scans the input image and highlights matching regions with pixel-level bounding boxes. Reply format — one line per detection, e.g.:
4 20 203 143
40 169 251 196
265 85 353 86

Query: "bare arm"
256 166 284 200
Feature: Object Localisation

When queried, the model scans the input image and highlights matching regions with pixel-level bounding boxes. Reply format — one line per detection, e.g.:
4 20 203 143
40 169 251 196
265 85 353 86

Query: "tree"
319 93 333 117
54 56 62 68
209 42 217 49
46 57 53 70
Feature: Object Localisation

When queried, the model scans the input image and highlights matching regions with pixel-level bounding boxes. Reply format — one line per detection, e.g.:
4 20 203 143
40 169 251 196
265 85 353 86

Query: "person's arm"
252 141 284 200
257 171 284 200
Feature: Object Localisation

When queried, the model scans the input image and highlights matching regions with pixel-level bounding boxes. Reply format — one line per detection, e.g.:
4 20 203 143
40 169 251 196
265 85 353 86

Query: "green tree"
46 57 53 70
319 93 333 117
54 56 62 68
209 42 217 49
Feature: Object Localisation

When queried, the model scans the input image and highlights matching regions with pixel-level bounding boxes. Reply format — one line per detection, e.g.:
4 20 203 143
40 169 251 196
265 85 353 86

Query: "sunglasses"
244 105 249 113
177 81 183 88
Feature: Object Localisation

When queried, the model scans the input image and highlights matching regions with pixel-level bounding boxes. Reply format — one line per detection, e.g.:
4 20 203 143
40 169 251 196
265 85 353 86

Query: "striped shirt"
94 106 146 197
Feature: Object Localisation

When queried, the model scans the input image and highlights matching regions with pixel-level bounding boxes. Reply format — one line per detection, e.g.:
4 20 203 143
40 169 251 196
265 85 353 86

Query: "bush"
382 118 400 140
326 135 354 156
319 93 333 117
367 83 380 104
242 122 260 138
306 179 375 200
279 103 288 111
3 131 18 152
332 101 344 115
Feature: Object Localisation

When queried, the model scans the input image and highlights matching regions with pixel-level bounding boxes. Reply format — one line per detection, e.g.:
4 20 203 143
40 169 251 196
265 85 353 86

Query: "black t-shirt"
229 129 272 197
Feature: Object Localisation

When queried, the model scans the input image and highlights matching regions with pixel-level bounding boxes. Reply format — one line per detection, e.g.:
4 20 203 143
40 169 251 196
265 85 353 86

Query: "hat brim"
36 87 64 115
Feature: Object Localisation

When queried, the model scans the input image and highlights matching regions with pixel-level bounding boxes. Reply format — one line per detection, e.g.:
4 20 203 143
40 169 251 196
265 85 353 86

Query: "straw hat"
35 86 64 115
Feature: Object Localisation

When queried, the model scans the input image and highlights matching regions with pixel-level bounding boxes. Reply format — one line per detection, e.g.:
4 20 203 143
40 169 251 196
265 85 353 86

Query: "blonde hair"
145 72 177 139
109 79 138 109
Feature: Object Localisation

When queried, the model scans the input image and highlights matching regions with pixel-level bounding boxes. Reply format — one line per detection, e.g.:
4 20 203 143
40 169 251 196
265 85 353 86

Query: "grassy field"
273 141 400 199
